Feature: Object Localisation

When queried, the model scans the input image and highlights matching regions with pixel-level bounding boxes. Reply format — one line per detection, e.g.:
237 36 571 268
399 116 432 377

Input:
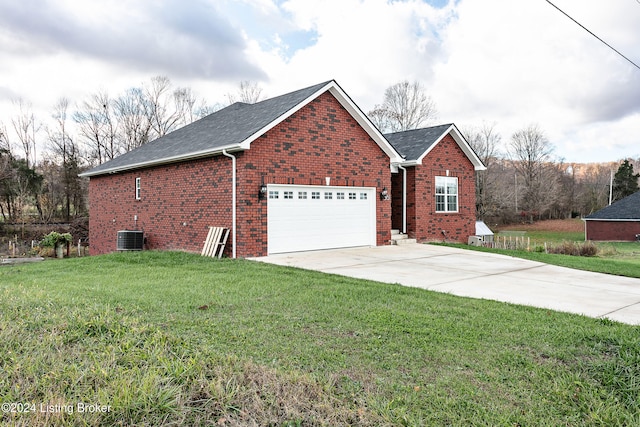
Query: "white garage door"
267 184 376 254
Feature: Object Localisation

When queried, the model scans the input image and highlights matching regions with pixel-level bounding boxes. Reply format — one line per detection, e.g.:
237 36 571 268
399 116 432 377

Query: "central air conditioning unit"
117 230 144 251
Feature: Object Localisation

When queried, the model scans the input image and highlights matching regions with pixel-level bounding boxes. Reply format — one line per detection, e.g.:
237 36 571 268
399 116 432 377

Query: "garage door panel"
268 185 376 254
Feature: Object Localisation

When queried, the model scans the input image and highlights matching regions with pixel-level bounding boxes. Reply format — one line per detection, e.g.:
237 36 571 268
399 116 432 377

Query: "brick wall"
236 92 392 256
88 156 233 256
88 91 392 257
586 221 640 241
391 134 476 242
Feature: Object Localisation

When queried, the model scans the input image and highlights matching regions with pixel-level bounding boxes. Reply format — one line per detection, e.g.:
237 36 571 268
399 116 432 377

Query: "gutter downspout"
397 164 407 235
222 149 237 259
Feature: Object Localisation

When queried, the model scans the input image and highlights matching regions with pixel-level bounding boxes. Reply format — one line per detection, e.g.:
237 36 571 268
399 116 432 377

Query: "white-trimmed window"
324 192 333 200
298 191 307 199
269 190 279 199
283 191 294 199
336 192 345 200
135 177 141 200
435 176 458 212
359 193 368 200
311 191 320 199
348 192 356 200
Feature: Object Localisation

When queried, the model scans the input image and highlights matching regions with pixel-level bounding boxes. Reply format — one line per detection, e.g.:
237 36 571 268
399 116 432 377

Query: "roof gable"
584 190 640 221
384 124 486 170
81 80 401 177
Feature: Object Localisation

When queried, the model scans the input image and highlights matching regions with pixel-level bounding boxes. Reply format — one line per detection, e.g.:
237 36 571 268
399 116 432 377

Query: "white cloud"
266 0 454 104
430 0 640 160
0 0 638 163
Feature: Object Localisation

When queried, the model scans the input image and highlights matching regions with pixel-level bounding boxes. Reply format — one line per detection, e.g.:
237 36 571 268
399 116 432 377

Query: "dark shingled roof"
384 124 453 161
81 80 333 176
585 191 640 220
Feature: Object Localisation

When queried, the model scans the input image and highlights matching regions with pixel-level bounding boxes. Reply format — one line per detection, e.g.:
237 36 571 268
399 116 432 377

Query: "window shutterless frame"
435 176 458 212
135 177 141 200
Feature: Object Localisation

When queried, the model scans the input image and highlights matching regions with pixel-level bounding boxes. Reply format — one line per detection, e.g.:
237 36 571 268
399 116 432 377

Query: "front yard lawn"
1 251 639 426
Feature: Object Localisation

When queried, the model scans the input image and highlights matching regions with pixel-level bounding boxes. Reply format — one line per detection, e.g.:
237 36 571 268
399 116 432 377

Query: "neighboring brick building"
584 191 640 241
81 80 485 258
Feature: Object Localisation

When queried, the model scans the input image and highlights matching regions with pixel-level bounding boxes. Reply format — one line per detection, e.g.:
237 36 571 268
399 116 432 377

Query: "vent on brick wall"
117 230 144 251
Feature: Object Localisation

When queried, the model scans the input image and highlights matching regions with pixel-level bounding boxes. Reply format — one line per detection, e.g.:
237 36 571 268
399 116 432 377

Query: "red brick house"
385 124 484 243
584 191 640 241
81 80 485 258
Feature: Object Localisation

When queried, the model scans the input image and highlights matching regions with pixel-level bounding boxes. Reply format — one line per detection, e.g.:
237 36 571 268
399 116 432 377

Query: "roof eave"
583 217 640 222
238 80 403 164
326 83 404 164
394 159 420 167
79 144 245 177
415 124 486 171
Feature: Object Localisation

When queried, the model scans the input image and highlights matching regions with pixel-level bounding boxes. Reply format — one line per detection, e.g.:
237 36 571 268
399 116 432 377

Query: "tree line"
0 77 263 224
464 123 639 224
368 80 639 224
0 77 637 227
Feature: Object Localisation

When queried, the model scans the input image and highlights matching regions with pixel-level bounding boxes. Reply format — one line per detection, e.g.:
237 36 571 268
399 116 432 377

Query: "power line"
544 0 640 71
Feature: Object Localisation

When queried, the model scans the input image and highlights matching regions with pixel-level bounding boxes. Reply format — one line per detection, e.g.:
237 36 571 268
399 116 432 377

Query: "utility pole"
609 169 613 205
515 173 518 212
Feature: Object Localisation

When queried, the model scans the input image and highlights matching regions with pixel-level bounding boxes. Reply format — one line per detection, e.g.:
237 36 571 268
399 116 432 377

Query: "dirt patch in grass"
186 360 384 426
497 219 583 233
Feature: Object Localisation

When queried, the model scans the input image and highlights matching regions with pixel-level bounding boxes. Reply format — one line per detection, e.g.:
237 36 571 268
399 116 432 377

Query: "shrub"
580 241 599 257
547 241 579 256
41 231 73 248
547 241 598 257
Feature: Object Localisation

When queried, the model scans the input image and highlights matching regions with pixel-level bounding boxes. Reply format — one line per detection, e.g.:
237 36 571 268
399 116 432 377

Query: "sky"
0 0 639 164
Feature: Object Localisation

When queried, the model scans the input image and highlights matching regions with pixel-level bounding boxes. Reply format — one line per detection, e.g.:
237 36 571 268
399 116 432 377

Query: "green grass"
443 242 640 278
481 224 640 278
1 251 639 426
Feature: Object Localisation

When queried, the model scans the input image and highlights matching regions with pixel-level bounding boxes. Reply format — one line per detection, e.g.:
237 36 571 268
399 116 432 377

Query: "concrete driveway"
253 244 640 325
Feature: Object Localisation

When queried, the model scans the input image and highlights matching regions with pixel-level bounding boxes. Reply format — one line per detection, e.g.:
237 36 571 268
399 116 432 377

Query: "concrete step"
390 231 416 245
392 238 417 245
391 233 407 241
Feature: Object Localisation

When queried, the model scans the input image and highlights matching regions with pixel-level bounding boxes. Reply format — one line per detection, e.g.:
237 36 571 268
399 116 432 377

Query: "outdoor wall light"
380 187 389 200
259 184 267 199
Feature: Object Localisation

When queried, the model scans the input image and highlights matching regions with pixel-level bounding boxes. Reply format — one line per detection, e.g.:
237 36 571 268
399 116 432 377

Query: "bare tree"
74 91 118 165
508 124 555 221
368 80 438 133
113 88 151 152
575 162 615 215
11 99 39 167
462 122 502 220
142 76 206 139
48 97 84 221
144 76 181 139
173 87 199 125
226 80 265 105
194 101 223 119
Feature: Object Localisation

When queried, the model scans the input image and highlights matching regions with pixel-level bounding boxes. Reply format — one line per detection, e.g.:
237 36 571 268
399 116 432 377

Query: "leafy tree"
0 154 43 225
612 159 639 202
